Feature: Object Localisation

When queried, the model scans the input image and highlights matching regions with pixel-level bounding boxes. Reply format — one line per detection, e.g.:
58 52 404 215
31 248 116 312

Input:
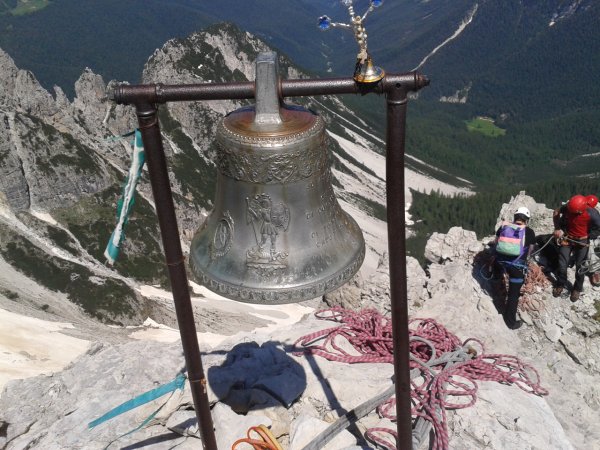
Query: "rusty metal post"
134 102 218 450
385 85 413 450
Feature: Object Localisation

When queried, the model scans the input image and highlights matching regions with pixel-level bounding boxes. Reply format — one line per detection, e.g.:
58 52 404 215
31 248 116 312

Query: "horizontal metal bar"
109 73 429 105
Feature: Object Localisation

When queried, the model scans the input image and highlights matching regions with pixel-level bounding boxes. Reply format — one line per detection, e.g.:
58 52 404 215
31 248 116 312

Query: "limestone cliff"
1 194 598 448
0 22 418 325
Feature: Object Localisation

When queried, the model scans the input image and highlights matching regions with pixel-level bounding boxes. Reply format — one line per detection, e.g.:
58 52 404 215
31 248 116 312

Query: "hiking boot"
570 290 580 302
503 312 523 330
508 320 523 330
552 287 563 298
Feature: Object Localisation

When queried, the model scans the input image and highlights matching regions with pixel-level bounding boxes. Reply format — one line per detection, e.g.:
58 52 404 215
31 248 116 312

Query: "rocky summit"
1 192 599 449
0 22 599 450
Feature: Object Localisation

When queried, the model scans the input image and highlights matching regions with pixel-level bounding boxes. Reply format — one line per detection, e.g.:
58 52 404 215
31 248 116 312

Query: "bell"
189 52 365 304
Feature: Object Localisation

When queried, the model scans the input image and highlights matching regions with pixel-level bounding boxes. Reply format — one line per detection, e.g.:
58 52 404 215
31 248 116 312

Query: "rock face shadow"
207 341 307 413
472 248 508 314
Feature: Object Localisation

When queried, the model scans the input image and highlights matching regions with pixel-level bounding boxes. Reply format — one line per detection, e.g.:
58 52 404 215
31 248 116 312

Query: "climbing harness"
232 425 283 450
475 249 548 316
294 308 548 450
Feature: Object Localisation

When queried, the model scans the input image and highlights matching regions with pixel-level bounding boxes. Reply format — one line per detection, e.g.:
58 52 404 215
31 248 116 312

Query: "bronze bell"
189 52 365 304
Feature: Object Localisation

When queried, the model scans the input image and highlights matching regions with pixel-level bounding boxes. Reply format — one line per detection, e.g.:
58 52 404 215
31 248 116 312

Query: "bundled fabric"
495 222 526 257
104 130 145 265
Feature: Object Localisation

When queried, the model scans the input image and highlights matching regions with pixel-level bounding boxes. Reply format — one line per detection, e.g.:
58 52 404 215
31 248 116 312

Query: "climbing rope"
528 235 555 259
519 263 549 316
293 308 394 363
231 424 283 450
577 238 600 275
559 235 592 247
294 308 549 450
578 256 600 275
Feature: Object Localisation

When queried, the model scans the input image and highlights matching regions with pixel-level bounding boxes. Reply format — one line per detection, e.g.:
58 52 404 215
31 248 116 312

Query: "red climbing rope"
293 308 549 450
293 308 394 363
519 262 549 316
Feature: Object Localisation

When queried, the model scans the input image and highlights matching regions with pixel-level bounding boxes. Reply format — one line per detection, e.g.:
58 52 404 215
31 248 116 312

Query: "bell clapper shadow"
110 52 428 450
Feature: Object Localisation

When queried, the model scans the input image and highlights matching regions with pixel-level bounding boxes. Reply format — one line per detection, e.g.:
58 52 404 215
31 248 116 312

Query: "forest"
407 177 600 263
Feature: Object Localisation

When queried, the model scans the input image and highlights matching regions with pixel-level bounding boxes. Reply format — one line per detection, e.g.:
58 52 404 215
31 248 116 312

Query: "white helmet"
515 206 531 218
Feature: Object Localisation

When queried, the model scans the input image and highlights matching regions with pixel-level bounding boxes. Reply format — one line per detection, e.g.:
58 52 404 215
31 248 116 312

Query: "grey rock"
0 48 57 117
166 410 199 437
324 254 428 314
495 191 555 235
213 402 272 450
544 323 562 343
448 382 573 450
425 226 483 264
289 414 357 450
0 340 189 449
0 125 30 210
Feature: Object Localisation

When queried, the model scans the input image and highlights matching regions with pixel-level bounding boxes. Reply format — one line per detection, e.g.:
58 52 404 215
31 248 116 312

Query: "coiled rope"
231 425 283 450
518 263 549 316
294 308 548 450
578 256 600 275
577 238 600 275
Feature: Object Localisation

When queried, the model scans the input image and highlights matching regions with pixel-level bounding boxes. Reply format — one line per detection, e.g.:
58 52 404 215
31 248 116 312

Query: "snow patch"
132 282 316 349
413 4 479 71
549 0 584 26
30 210 59 226
0 308 90 390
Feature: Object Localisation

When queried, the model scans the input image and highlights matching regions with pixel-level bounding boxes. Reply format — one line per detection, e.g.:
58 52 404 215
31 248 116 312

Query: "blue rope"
88 372 186 429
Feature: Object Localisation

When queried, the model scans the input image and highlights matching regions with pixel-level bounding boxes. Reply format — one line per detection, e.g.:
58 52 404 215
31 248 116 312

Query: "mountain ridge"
0 23 469 327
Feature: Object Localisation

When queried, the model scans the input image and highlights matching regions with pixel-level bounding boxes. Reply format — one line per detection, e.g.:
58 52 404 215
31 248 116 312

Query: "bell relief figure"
246 193 290 268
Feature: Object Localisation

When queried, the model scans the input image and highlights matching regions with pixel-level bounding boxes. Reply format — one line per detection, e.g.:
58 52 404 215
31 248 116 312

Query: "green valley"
465 117 505 137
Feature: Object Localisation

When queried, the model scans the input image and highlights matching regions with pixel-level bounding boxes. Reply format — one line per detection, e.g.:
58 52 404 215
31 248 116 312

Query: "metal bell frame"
110 60 428 450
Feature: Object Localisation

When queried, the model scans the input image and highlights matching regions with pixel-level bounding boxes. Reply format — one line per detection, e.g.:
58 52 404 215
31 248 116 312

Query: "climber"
494 206 536 330
587 194 600 245
552 194 600 301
